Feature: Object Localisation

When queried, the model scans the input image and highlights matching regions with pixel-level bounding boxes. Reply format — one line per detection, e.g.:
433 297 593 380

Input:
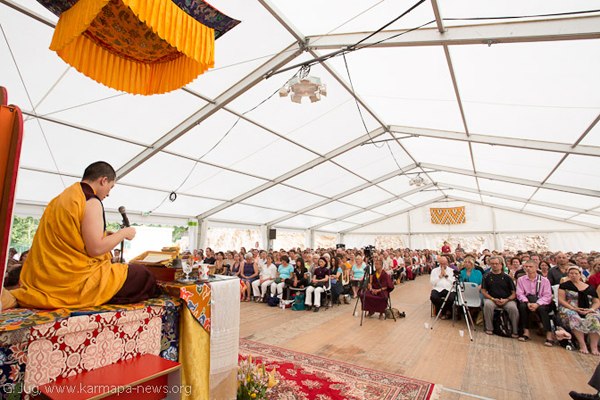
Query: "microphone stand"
119 223 125 263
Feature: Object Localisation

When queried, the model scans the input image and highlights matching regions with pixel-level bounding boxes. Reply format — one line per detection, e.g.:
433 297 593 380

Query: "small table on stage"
160 275 240 400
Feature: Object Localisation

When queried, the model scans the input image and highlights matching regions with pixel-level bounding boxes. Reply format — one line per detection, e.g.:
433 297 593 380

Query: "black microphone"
118 206 130 227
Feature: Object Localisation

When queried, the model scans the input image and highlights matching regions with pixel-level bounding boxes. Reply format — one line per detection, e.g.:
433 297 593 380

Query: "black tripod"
430 276 475 341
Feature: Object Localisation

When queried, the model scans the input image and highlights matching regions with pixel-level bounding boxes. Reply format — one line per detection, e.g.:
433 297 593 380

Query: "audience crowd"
5 244 600 355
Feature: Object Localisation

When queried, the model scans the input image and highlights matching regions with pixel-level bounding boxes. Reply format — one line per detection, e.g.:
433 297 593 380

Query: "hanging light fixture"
279 66 327 104
409 173 427 187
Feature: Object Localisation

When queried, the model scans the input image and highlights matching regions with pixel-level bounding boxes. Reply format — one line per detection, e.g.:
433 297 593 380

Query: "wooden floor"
240 275 598 400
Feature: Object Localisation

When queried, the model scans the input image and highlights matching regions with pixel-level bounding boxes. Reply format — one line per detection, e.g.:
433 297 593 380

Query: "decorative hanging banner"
430 206 466 225
37 0 240 95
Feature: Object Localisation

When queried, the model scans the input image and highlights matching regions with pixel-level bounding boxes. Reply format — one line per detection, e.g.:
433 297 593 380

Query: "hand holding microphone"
118 206 136 240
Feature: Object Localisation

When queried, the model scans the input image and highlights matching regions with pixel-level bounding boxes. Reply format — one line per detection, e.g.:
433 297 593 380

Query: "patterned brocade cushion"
0 296 180 335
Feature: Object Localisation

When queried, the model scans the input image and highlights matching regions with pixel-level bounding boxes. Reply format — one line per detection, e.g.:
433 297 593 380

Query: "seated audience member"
558 266 600 355
460 257 482 285
240 253 259 302
10 162 158 309
4 250 27 290
577 255 591 280
588 259 600 290
252 254 277 302
430 256 455 319
111 249 122 263
481 256 519 338
271 255 294 299
539 260 551 279
257 250 268 269
203 247 216 265
393 250 406 284
229 253 242 277
516 261 554 345
361 256 394 320
305 257 330 312
6 248 19 270
350 255 366 299
224 251 234 268
213 251 228 275
330 256 345 304
291 257 309 289
548 252 569 286
509 257 525 280
382 251 394 278
481 255 491 273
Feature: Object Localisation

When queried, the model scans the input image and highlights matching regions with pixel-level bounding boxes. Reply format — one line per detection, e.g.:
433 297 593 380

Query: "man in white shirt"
430 256 455 319
252 255 278 302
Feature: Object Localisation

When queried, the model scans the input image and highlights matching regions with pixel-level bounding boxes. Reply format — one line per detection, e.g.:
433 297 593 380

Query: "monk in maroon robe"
361 257 394 319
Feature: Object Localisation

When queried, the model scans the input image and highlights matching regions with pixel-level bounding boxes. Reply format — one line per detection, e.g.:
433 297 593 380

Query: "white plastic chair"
460 282 482 309
552 284 559 308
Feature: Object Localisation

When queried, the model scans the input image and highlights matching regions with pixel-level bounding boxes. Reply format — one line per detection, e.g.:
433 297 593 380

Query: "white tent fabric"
2 0 600 250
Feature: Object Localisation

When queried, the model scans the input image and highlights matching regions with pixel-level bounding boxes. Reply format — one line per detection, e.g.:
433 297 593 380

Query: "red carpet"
239 339 437 400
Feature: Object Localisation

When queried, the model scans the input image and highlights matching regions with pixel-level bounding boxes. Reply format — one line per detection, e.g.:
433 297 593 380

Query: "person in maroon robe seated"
361 256 395 320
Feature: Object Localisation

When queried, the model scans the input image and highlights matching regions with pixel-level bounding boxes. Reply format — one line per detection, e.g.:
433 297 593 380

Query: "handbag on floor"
291 293 305 311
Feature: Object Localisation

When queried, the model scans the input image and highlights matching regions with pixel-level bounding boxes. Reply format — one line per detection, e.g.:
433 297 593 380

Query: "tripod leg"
456 289 474 341
387 297 396 322
430 289 452 330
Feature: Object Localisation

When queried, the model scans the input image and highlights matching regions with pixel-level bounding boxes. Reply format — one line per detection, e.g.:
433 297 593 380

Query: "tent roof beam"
306 15 600 50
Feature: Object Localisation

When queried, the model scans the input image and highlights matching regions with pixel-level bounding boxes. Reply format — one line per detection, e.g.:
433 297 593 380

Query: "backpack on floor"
291 293 305 311
267 296 280 307
492 309 512 337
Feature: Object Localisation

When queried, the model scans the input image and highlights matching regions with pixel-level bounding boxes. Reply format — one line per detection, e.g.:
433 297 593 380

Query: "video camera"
363 245 375 260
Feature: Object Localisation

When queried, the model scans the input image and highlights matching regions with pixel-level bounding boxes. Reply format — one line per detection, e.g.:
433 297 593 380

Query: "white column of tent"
491 208 499 251
198 220 208 251
187 219 199 251
407 212 412 249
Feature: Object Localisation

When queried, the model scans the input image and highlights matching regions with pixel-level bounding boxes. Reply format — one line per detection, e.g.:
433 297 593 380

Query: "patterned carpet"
239 339 438 400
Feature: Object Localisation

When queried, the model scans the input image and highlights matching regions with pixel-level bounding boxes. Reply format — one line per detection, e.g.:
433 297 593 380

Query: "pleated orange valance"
37 0 240 95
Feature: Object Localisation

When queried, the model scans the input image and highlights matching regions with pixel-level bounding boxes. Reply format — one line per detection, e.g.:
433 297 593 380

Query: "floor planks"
239 276 597 399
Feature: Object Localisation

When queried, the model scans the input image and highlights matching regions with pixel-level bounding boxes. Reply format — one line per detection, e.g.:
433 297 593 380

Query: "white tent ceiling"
2 0 600 235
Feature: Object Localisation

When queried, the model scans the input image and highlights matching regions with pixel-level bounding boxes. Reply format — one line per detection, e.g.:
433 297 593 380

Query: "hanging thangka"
430 206 466 225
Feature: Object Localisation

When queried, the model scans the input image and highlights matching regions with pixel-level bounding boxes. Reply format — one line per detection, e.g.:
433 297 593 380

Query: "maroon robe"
361 270 394 313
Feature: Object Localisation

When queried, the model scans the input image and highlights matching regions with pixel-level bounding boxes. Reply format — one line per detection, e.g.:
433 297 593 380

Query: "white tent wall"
271 228 306 250
204 220 264 252
314 232 337 249
343 234 410 249
346 201 598 251
492 209 590 232
547 232 600 252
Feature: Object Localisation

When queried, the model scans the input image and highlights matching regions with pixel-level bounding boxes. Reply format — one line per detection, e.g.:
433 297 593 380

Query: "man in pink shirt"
516 260 554 345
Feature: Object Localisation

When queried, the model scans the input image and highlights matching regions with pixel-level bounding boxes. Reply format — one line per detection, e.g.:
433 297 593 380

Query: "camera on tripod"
363 245 375 259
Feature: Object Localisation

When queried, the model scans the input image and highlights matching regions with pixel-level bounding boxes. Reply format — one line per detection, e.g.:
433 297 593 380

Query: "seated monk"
9 161 158 309
361 256 394 319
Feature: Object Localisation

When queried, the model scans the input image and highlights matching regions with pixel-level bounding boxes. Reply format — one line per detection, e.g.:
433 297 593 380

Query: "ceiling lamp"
409 174 427 187
279 76 327 104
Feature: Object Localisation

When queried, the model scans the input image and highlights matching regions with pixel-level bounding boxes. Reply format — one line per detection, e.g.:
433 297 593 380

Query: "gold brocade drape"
180 305 210 400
